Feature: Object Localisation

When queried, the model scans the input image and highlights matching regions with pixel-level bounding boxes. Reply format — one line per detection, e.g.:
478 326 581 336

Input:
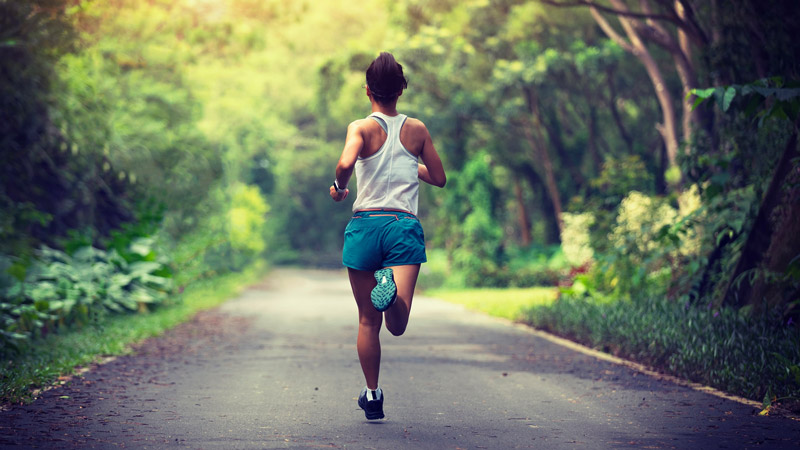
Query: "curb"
435 299 799 420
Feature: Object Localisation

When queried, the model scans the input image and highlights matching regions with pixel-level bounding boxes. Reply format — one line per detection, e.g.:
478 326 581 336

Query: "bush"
524 293 800 404
0 240 173 355
561 212 594 267
419 245 570 289
226 183 269 269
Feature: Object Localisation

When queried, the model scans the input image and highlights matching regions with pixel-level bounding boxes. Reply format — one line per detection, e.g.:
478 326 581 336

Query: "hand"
330 185 349 202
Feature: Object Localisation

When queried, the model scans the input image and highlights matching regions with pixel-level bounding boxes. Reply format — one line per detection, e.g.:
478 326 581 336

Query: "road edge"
425 296 800 420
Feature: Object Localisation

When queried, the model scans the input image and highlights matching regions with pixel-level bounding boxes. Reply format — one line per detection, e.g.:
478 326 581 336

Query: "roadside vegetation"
1 263 264 404
428 286 557 321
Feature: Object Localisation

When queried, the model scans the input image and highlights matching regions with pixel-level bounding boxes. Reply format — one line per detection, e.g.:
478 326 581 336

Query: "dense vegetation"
1 0 798 407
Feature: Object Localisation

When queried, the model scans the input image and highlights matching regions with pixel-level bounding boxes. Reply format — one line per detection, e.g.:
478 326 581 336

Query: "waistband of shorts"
352 209 418 219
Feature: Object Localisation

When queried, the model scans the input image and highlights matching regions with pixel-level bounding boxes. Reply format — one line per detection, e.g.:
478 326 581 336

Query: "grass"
428 284 800 408
0 261 267 405
522 293 800 406
426 286 558 321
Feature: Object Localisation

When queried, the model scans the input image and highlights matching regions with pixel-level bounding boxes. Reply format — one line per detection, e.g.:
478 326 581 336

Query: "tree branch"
539 0 680 24
676 0 709 45
540 0 708 47
589 6 634 53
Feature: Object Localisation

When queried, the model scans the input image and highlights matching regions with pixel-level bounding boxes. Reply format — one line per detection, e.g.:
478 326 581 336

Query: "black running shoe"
357 387 385 420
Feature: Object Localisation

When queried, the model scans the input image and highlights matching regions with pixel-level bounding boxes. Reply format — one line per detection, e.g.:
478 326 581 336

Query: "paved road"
2 268 799 449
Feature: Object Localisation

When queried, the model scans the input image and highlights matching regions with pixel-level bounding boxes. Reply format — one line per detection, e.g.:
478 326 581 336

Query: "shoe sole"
364 411 384 420
358 394 385 420
371 268 397 312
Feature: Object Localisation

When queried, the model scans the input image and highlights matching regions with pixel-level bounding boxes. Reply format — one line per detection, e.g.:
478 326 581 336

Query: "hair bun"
366 52 407 103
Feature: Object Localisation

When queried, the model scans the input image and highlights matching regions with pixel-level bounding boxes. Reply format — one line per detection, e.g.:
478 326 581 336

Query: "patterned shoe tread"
371 268 397 312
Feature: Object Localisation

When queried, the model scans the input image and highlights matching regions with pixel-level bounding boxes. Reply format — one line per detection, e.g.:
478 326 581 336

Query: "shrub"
561 212 594 267
524 293 800 404
228 183 269 256
0 240 173 355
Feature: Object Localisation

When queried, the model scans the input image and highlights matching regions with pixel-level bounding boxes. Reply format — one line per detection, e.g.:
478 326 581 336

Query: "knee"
359 315 382 330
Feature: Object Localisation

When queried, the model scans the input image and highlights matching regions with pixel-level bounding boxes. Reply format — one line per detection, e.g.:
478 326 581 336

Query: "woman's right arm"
330 121 364 202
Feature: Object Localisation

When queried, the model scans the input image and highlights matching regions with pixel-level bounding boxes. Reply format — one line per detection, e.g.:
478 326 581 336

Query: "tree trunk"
520 119 564 237
541 105 587 189
586 105 602 171
606 67 634 153
723 122 800 308
514 177 533 247
520 163 561 245
590 2 681 177
638 0 701 148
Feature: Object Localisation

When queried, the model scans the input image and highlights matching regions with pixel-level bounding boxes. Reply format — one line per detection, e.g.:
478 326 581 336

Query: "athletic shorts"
342 210 427 272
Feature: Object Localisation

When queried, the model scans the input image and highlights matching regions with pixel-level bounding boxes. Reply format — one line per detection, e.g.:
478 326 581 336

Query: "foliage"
0 0 135 258
440 152 504 286
430 285 557 321
1 241 172 355
561 212 594 267
418 246 568 290
0 261 266 405
691 78 800 125
524 294 800 403
227 183 269 262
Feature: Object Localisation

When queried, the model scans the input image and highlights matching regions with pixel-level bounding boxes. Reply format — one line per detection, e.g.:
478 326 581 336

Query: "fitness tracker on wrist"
333 179 346 193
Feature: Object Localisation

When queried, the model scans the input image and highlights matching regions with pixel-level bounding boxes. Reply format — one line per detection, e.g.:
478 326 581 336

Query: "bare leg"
348 268 381 390
348 264 421 388
384 264 420 336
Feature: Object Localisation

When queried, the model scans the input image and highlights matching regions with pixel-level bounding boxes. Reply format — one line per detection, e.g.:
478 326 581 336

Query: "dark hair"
366 52 408 104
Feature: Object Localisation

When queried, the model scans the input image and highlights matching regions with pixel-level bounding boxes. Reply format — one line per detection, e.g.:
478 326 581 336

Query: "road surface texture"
2 268 799 449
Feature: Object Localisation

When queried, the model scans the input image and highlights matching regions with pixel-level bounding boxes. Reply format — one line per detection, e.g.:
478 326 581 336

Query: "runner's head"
366 52 407 105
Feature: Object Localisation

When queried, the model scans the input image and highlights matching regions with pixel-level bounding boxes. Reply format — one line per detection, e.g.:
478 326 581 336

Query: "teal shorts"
343 210 427 271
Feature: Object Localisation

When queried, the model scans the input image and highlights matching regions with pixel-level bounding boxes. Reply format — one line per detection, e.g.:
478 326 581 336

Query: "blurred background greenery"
1 0 799 407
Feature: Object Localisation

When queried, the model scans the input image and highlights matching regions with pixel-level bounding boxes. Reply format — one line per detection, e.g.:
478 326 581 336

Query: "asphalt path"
2 268 799 449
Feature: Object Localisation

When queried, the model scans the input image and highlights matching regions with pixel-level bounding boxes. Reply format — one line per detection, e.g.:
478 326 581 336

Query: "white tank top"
352 112 420 215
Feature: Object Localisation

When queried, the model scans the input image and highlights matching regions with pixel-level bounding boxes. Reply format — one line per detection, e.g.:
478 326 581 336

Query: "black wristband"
333 179 346 192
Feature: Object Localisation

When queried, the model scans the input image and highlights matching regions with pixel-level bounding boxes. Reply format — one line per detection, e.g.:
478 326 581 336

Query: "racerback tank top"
352 112 420 215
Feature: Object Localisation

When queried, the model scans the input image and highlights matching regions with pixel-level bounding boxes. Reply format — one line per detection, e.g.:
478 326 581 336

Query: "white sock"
366 387 382 401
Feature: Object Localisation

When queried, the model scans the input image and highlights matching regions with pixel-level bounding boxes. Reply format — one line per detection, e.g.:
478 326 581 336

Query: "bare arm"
330 121 364 202
418 126 446 188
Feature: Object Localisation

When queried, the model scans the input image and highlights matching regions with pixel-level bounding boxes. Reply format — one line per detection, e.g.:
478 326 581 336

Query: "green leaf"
29 282 58 302
722 87 736 112
72 246 104 263
753 86 778 98
691 95 706 110
128 238 155 259
110 273 133 288
765 104 789 121
62 299 77 314
140 274 172 289
692 87 716 99
131 289 157 303
762 387 773 409
5 283 23 298
49 300 64 311
127 262 162 278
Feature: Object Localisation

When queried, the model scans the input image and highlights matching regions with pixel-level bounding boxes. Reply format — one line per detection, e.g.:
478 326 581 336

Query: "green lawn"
1 261 267 405
426 286 558 321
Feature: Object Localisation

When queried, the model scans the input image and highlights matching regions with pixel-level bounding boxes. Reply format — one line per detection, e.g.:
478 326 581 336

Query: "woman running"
329 52 446 421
